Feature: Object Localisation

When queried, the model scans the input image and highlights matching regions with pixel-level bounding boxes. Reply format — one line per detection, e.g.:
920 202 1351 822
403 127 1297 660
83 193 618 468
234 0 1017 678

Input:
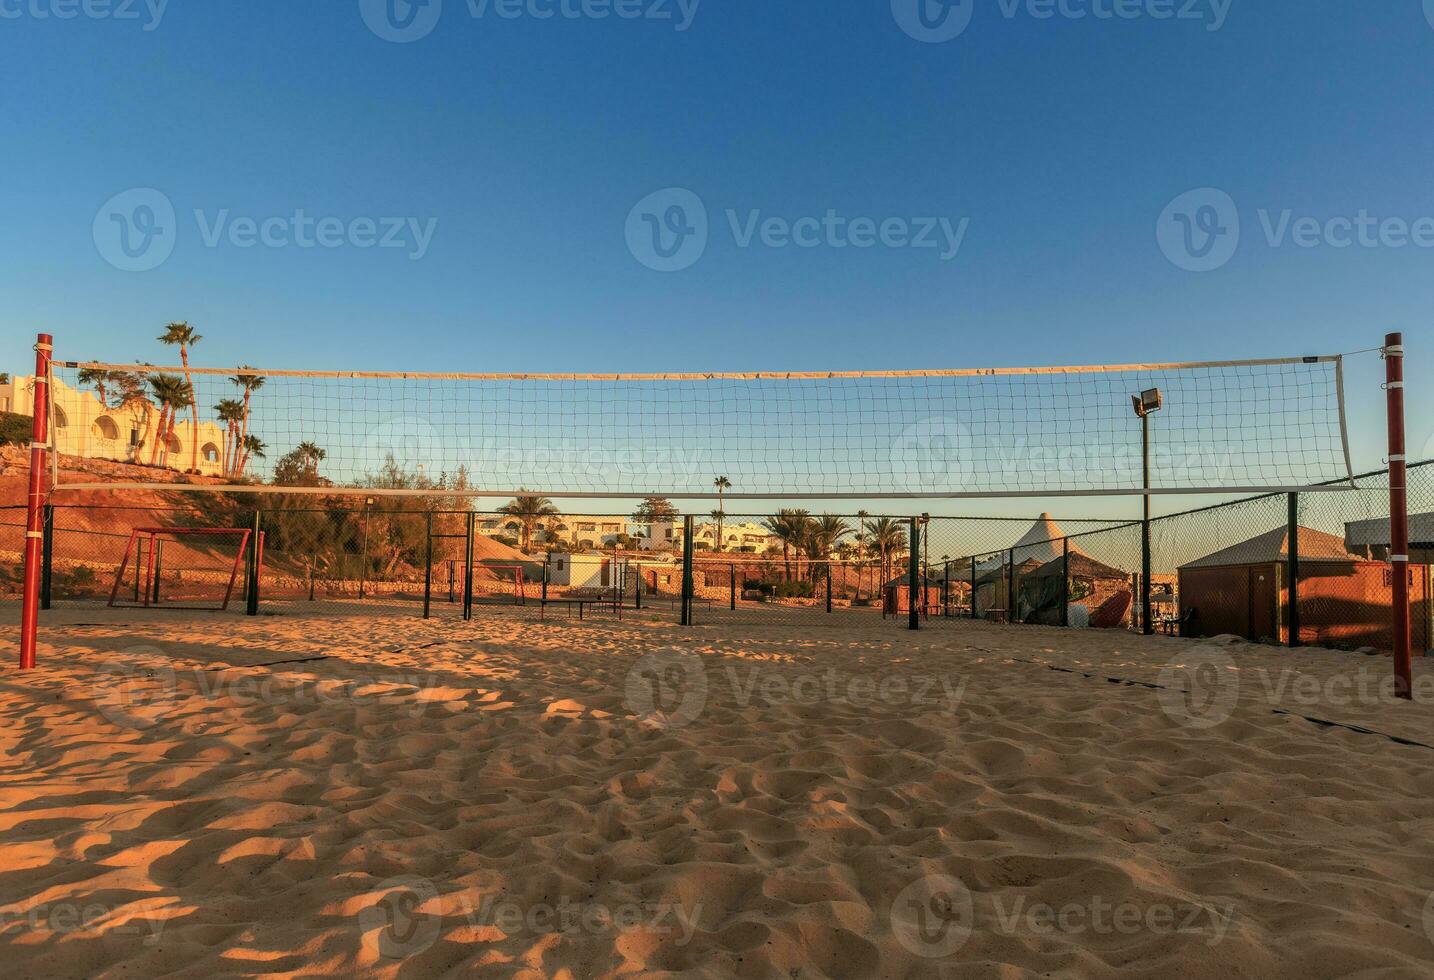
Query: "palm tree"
158 322 203 472
869 518 908 590
762 509 811 581
296 441 327 479
77 367 119 408
229 368 266 476
214 399 245 475
147 374 192 469
237 435 266 477
500 492 560 553
709 510 725 550
809 515 852 578
713 476 731 550
854 510 871 598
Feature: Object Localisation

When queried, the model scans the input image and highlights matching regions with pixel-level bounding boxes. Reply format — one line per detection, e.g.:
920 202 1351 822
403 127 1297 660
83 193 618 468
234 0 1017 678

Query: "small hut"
1178 525 1431 650
883 574 942 616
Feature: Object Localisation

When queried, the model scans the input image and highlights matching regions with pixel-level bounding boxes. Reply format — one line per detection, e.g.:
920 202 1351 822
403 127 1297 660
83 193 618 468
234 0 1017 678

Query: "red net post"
19 333 53 670
1386 332 1413 700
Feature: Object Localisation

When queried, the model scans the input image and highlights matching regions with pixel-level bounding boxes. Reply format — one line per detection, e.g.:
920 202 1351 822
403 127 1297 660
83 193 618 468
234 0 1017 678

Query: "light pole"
1131 388 1162 635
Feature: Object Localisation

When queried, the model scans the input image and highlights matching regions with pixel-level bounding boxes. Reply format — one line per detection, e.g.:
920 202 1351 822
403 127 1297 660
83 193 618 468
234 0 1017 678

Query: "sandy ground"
4 606 1434 979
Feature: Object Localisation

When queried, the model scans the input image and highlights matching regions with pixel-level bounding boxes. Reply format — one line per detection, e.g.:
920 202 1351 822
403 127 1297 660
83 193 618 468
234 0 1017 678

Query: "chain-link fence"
7 464 1431 653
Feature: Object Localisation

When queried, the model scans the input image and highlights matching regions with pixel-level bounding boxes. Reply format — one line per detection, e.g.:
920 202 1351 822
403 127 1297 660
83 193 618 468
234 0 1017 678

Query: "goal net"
45 354 1354 499
108 527 253 611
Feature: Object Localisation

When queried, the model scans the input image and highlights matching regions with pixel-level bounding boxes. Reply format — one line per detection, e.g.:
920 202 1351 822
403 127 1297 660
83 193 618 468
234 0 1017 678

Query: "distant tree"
274 443 329 487
762 509 811 581
869 517 908 587
77 368 119 408
146 374 191 468
237 434 266 477
500 492 560 553
158 322 202 473
229 368 266 477
214 399 245 475
632 496 679 524
713 476 731 550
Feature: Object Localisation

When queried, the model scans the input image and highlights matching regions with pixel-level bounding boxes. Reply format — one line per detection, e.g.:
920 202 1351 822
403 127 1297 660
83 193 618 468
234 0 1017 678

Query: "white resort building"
3 375 229 477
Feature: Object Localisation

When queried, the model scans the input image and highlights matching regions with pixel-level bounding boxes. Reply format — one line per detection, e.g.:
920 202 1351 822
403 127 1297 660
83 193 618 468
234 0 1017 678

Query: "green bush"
0 412 31 446
773 580 815 599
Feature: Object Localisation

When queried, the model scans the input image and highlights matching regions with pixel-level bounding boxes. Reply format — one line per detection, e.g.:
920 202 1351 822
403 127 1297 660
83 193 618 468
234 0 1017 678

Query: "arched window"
165 434 182 455
52 405 68 429
92 416 120 441
202 443 220 463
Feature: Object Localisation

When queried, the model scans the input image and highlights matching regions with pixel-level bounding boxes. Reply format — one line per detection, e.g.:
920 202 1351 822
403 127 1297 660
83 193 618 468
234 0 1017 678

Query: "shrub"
0 412 31 446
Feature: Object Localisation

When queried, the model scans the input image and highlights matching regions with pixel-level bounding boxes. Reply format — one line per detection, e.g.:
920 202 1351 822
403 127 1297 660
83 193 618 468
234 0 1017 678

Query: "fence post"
1385 332 1412 699
826 564 833 614
463 512 475 621
423 512 433 620
542 553 550 603
1287 493 1300 647
730 562 737 610
1007 547 1015 625
245 511 261 615
19 332 52 669
152 538 164 605
680 515 695 626
943 560 950 617
908 518 920 630
1141 517 1153 635
1061 537 1070 628
970 556 978 619
40 503 54 610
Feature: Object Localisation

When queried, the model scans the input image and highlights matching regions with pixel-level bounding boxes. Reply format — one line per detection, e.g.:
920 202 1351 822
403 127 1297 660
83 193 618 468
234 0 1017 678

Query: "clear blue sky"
2 0 1430 520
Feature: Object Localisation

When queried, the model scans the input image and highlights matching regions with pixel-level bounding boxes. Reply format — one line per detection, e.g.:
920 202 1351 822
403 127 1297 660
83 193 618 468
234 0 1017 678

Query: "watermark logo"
93 649 180 730
358 875 443 960
890 874 974 958
624 648 708 727
1157 187 1240 273
1425 0 1434 32
362 417 446 477
891 0 973 43
360 0 444 42
989 894 1235 946
1156 644 1239 729
94 188 176 272
892 417 971 487
0 0 170 30
626 187 708 272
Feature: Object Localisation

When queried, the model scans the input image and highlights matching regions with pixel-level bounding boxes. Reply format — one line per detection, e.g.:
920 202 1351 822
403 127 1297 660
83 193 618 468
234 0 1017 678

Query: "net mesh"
46 355 1352 498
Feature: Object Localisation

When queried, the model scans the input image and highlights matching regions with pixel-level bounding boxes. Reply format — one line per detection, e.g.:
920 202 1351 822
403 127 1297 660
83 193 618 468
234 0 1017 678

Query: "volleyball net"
37 353 1356 500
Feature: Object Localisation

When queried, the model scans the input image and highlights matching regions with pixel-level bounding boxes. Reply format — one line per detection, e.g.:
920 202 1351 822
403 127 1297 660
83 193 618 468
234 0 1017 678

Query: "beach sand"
3 606 1434 978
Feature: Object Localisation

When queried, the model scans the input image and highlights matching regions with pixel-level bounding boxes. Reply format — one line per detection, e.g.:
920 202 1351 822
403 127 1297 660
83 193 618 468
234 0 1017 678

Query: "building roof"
975 513 1089 573
1180 525 1364 570
1344 512 1434 547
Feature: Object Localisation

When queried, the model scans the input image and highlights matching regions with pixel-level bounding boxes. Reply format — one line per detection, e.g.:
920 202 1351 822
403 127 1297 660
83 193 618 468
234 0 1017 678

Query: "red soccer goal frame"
108 527 256 612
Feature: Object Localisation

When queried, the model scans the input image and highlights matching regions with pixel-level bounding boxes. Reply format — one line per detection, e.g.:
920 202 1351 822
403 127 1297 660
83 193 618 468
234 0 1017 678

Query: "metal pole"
542 553 550 603
1286 493 1300 647
358 499 371 600
971 555 978 619
1007 547 1015 625
423 512 433 620
826 563 833 614
681 515 695 626
134 536 144 603
1142 412 1154 636
943 561 950 617
19 332 52 669
730 562 737 610
152 539 163 605
246 511 261 615
40 503 53 610
1061 537 1070 628
908 518 920 630
463 512 475 621
1385 332 1412 699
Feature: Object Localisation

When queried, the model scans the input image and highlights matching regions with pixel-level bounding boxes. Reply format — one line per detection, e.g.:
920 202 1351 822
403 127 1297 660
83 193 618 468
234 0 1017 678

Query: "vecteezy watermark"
625 187 971 271
890 875 974 958
989 895 1235 947
360 0 700 43
1156 188 1240 273
0 0 169 30
1156 644 1240 729
359 876 444 961
892 417 973 488
356 876 702 961
0 899 169 945
624 648 708 727
93 188 439 271
891 0 1231 43
1159 187 1434 272
722 665 967 714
